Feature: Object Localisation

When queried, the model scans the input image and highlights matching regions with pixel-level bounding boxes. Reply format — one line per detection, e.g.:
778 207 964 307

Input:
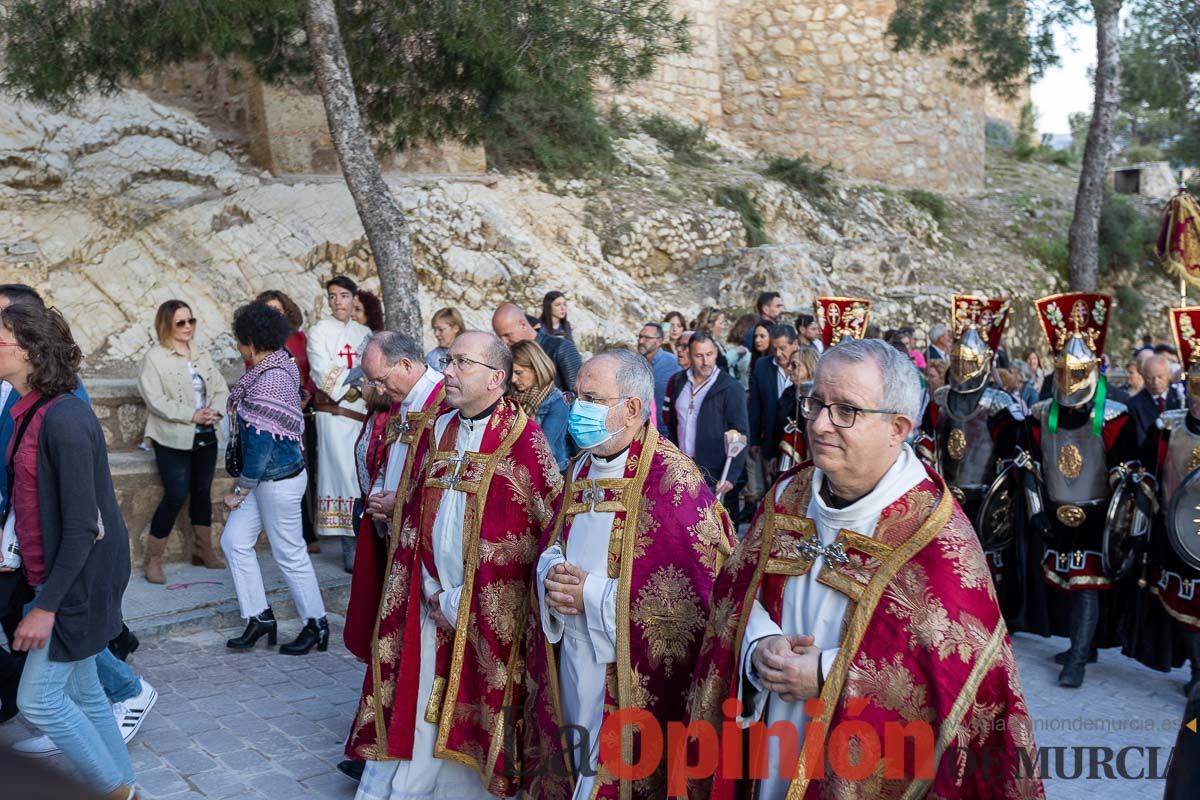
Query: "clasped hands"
192 407 221 426
366 491 396 523
544 562 587 616
751 633 821 703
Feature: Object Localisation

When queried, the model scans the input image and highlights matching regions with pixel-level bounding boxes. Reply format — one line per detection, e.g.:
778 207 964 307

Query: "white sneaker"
114 680 157 744
12 733 60 758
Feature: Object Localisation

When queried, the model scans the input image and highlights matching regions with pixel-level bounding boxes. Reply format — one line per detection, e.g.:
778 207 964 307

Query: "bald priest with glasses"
683 339 1043 799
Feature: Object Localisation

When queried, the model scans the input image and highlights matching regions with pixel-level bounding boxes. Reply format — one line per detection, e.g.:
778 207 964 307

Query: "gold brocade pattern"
947 428 967 461
479 581 526 645
656 445 705 506
629 565 704 676
1057 443 1082 480
846 653 935 723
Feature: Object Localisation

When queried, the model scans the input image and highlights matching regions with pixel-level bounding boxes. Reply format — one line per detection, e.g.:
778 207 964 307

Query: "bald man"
1129 354 1182 450
491 302 581 392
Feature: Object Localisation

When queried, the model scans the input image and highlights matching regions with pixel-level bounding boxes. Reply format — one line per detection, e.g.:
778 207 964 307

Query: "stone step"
88 377 151 452
121 544 351 639
109 448 237 564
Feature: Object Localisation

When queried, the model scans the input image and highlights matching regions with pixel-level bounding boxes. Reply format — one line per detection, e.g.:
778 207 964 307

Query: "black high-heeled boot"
279 617 329 655
227 608 277 650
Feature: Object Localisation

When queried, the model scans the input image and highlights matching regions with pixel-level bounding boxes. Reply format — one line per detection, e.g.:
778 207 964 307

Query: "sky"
1030 18 1095 136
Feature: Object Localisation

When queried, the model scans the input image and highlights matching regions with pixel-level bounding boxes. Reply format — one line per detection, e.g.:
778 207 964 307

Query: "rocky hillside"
0 88 1170 372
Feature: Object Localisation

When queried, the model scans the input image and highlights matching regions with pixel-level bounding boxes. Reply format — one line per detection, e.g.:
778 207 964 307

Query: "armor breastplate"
1165 424 1200 506
940 412 995 489
1040 419 1108 504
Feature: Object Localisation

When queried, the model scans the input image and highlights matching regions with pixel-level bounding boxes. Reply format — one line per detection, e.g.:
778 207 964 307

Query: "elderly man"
308 276 372 567
1129 354 1182 448
926 322 952 362
667 332 748 495
524 350 735 799
343 331 447 780
348 331 561 800
685 339 1042 799
636 322 676 434
491 302 581 392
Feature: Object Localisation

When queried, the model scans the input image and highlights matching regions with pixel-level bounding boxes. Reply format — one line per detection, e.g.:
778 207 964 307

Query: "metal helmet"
946 325 992 417
1053 333 1099 408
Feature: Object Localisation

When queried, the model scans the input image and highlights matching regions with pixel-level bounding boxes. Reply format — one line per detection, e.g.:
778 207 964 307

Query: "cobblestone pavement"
0 622 1190 798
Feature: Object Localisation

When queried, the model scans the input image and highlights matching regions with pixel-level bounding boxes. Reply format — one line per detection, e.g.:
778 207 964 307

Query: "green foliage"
903 189 948 224
1119 3 1200 166
763 156 832 196
639 115 714 166
1024 236 1070 283
0 0 691 175
1098 191 1156 277
888 0 1068 97
713 185 769 247
1118 145 1167 165
1068 113 1090 160
485 92 614 175
1043 148 1074 167
985 119 1015 148
1013 102 1039 161
1111 284 1148 350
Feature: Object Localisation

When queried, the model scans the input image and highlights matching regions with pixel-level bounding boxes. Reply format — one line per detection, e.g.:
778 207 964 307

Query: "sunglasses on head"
175 318 197 328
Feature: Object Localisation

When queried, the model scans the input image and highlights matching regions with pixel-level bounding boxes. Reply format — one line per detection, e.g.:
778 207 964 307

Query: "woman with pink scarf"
221 302 327 656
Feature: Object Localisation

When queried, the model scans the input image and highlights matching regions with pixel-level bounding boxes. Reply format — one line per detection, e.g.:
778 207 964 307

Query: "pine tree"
888 0 1125 292
1 0 689 334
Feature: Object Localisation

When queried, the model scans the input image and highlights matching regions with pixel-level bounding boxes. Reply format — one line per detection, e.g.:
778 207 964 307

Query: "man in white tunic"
307 276 371 570
353 331 560 800
526 350 733 800
685 339 1042 799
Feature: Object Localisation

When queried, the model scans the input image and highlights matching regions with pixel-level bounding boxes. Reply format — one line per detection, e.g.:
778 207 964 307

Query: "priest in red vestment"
523 349 737 800
682 338 1043 800
348 331 563 800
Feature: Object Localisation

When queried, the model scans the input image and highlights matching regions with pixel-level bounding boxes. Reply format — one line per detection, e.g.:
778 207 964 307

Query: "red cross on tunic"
339 344 355 369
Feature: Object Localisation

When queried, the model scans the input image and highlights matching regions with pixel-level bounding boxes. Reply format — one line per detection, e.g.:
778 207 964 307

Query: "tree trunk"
1066 0 1122 291
304 0 421 339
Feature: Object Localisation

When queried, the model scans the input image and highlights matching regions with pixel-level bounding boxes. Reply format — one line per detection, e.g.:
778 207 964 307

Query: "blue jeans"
17 645 135 792
96 647 141 704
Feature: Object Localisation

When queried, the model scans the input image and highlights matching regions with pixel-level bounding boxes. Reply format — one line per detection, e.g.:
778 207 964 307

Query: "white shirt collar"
403 367 443 412
810 444 928 538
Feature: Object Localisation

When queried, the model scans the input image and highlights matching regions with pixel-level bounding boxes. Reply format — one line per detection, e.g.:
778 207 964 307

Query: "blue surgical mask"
567 398 616 450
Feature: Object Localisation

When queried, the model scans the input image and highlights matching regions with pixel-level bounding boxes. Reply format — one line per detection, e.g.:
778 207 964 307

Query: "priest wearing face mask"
524 349 736 799
683 339 1042 800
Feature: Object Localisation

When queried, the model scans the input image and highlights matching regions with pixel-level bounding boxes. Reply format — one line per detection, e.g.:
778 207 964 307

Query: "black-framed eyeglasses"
439 354 500 372
799 396 900 429
563 392 631 407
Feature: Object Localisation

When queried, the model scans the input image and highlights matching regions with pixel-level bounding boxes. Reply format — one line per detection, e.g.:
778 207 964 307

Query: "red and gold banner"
1033 292 1111 357
1170 306 1200 371
1157 190 1200 288
951 294 1010 353
816 296 871 348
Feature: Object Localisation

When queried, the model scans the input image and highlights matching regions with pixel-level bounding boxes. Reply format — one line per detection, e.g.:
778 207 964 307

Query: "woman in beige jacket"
137 300 229 584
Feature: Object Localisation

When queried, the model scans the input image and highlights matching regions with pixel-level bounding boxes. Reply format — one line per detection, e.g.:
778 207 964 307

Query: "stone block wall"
718 0 984 190
607 0 725 127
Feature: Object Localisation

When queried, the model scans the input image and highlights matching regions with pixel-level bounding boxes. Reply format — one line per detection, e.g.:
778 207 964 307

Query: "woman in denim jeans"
0 303 136 799
221 303 328 655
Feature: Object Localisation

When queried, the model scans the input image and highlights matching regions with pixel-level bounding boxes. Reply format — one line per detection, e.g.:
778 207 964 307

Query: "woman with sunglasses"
137 300 228 585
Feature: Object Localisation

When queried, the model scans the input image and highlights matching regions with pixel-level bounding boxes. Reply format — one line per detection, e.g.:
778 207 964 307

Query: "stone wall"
615 0 988 191
605 0 725 128
719 0 984 190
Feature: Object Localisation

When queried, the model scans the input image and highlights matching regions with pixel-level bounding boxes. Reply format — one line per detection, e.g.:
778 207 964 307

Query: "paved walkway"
0 622 1190 798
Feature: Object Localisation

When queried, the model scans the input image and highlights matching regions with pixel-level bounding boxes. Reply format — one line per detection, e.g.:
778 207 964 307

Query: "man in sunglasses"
686 338 1041 799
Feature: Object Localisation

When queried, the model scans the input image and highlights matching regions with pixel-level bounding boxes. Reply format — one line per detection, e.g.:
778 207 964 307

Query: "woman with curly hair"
0 303 135 798
222 302 328 656
353 289 385 333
